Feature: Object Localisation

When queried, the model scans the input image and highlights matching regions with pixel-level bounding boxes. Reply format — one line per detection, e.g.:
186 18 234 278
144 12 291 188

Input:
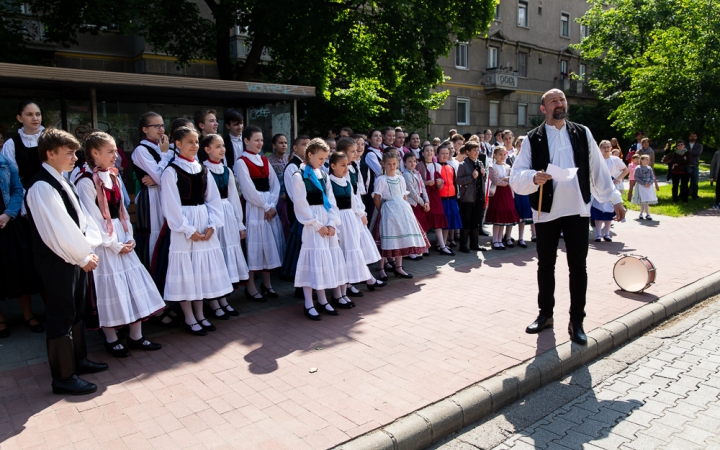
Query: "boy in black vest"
509 89 625 345
222 108 244 168
25 128 108 395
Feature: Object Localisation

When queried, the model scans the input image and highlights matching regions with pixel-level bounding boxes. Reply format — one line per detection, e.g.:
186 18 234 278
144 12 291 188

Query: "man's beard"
552 108 567 120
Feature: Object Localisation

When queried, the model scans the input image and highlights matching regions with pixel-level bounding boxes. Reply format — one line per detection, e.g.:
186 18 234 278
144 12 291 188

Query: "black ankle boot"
47 335 97 395
72 321 108 374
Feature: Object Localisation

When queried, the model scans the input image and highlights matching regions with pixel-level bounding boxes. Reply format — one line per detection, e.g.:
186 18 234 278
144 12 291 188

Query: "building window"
518 103 527 127
578 64 586 93
561 13 570 37
494 4 501 21
517 52 528 77
455 43 468 69
518 1 528 27
487 47 498 69
489 101 499 127
580 24 590 39
538 6 542 15
538 56 543 64
457 98 470 126
560 60 568 78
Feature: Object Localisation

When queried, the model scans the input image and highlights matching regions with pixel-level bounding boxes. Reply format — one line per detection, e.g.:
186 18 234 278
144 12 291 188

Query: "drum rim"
613 254 656 293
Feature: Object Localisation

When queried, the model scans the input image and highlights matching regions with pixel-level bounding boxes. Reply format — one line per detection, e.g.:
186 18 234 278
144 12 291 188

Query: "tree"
18 0 496 133
576 0 720 147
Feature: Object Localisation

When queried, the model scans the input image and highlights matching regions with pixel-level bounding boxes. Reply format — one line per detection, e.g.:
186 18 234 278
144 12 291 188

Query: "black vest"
209 165 230 199
133 144 161 180
24 167 81 261
12 134 41 189
170 163 207 206
526 120 591 213
285 155 302 223
331 179 352 210
349 162 359 195
303 171 326 206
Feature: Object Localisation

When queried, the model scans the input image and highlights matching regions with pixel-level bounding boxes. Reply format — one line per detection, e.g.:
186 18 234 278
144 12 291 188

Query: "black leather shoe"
318 303 339 316
52 375 97 395
346 285 364 297
211 307 230 320
525 315 554 334
76 359 109 374
185 323 207 336
459 245 470 253
127 337 162 351
330 297 353 309
199 319 216 332
393 266 413 279
104 340 130 358
259 283 279 298
304 307 321 321
221 304 240 316
568 321 587 345
244 287 267 302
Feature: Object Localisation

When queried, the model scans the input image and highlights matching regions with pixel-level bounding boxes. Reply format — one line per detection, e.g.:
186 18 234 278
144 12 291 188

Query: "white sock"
129 322 143 341
103 327 118 343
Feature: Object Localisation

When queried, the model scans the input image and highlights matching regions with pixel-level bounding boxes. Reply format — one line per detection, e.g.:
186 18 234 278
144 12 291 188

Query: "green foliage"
0 1 40 64
576 0 720 147
14 0 495 133
568 101 629 147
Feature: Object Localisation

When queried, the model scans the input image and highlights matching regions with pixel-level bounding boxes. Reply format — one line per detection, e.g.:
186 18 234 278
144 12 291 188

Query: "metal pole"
90 88 98 129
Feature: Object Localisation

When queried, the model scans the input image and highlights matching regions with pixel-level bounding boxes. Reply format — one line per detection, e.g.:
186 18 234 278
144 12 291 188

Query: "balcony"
560 78 594 98
482 70 518 95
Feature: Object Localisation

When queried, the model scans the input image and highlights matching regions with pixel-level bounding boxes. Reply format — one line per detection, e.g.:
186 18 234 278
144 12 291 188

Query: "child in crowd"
360 129 384 217
280 135 310 292
76 131 165 356
512 136 534 246
267 134 290 236
322 137 336 173
632 154 659 221
417 144 450 255
627 154 640 201
168 118 195 156
194 108 218 162
131 112 172 270
402 152 430 260
1 100 45 188
234 125 285 301
222 108 244 165
372 150 430 280
456 142 487 252
290 138 348 320
26 128 107 395
406 132 423 160
437 145 463 251
200 134 249 316
160 127 233 336
486 146 519 250
591 140 628 242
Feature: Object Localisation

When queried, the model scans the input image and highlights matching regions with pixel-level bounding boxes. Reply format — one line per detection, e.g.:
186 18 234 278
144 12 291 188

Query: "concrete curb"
333 271 720 450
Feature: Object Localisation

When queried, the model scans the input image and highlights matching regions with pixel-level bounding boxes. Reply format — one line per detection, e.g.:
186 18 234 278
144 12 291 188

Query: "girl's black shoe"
212 308 230 320
244 287 267 302
393 266 413 279
127 337 162 351
259 283 279 298
304 307 321 321
185 323 207 336
221 304 241 316
24 317 44 333
199 319 216 332
318 303 339 316
346 285 364 297
104 340 130 358
330 297 353 309
366 279 386 291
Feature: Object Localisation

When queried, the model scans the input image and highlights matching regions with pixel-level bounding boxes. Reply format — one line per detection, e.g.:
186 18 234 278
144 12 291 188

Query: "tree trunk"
213 7 233 80
237 33 266 81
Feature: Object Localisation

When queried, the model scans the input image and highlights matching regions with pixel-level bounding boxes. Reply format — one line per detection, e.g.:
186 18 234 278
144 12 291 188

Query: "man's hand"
82 254 99 272
533 172 553 186
141 175 157 187
613 203 626 222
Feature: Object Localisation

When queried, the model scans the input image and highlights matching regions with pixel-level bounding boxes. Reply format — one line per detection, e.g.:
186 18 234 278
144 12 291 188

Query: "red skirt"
411 204 429 231
425 185 448 229
486 185 520 225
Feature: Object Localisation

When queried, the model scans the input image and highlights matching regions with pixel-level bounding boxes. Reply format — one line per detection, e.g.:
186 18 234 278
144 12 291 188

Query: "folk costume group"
0 89 625 396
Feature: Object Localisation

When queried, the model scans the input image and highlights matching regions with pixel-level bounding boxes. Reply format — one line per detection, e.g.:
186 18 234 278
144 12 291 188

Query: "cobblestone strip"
493 310 720 450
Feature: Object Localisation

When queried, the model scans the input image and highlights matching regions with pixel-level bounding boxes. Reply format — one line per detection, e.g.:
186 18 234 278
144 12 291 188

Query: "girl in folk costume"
335 138 384 294
290 139 349 320
456 142 487 253
131 112 173 268
437 145 463 252
632 154 659 221
280 135 310 291
1 101 45 188
402 152 430 261
234 125 285 301
406 132 423 160
486 146 519 250
160 127 233 336
168 118 195 157
360 129 384 220
502 130 517 167
417 144 450 255
200 134 249 317
512 136 536 246
267 134 291 237
372 149 430 280
76 132 165 356
591 140 628 242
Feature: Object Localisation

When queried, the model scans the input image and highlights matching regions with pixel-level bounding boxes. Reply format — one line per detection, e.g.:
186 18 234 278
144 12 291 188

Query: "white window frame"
489 101 499 127
518 103 527 127
561 12 570 38
560 60 568 77
578 64 586 93
455 43 469 69
487 46 498 69
517 51 528 77
518 1 529 28
580 24 590 39
457 97 471 126
494 4 501 21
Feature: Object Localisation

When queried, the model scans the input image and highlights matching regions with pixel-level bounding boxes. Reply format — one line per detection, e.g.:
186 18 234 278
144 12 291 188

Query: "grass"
652 162 710 176
623 180 716 217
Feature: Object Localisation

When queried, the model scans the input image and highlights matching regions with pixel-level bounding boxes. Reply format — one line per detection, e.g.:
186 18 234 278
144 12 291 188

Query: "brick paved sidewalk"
0 210 718 450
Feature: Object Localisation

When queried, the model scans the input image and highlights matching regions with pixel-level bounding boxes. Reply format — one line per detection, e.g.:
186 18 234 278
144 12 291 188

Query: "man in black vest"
510 89 625 345
25 128 108 395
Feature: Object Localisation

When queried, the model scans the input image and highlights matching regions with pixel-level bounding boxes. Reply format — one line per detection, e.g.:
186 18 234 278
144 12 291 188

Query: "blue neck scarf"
303 165 331 211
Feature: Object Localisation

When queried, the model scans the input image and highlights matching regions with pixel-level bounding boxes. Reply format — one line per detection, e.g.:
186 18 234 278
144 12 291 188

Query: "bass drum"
613 254 656 293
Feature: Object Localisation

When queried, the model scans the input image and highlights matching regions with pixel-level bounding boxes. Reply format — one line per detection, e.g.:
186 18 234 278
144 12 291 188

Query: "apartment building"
428 0 595 140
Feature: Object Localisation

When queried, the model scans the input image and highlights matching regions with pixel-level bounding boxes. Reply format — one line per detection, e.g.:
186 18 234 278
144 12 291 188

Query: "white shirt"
233 152 280 212
0 126 45 167
283 156 303 201
290 165 339 231
510 123 622 223
131 140 174 185
26 163 102 266
203 160 245 232
365 147 383 177
229 134 244 160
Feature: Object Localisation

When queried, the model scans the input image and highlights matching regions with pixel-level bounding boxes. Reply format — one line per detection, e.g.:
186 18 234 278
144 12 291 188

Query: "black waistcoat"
133 144 161 180
13 135 41 189
209 166 230 199
526 120 591 213
170 163 207 206
24 167 81 261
